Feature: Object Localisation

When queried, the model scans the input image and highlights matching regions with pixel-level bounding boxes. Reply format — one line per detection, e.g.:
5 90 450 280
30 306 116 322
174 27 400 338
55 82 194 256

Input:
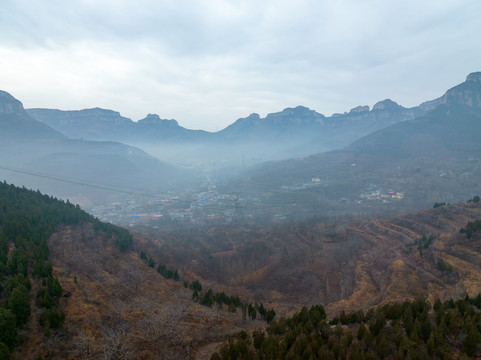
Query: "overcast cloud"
1 0 480 131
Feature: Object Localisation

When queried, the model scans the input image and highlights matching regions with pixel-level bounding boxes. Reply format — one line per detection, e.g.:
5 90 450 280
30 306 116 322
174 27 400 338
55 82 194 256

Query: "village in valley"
88 176 407 228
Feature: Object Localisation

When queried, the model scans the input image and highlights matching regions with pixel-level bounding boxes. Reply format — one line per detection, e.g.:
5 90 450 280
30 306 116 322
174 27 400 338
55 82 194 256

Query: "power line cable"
0 164 158 198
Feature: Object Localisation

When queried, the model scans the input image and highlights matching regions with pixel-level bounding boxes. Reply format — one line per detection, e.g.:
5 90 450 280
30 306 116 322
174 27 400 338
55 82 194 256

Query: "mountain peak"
138 114 180 127
0 90 25 114
269 105 325 119
80 107 123 118
442 71 481 108
349 105 370 113
466 72 481 83
373 99 402 111
0 90 65 140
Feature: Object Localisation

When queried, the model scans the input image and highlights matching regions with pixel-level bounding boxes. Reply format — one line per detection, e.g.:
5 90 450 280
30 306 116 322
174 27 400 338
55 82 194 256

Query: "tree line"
211 295 481 360
136 245 277 324
407 234 437 256
138 250 180 281
187 279 276 323
460 219 481 239
0 181 133 358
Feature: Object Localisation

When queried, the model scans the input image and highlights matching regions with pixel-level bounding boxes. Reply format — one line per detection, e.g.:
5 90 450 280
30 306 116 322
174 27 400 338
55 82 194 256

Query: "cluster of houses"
88 178 407 228
89 190 243 227
280 178 329 191
359 189 404 201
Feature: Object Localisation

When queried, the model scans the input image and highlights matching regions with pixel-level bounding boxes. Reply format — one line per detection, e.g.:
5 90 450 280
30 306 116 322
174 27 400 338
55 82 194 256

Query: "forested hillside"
212 296 481 360
0 181 132 359
2 180 481 359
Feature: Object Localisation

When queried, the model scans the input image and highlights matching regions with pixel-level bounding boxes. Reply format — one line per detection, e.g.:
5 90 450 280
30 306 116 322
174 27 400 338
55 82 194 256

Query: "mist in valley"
3 70 481 230
2 1 481 358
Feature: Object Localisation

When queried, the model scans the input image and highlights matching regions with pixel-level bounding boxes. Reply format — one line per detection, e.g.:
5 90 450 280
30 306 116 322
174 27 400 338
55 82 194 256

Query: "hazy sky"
1 0 480 131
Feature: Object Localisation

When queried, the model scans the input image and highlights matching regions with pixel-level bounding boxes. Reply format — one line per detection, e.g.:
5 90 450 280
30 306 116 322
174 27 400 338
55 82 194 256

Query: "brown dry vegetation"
133 201 481 319
15 201 481 359
16 223 266 360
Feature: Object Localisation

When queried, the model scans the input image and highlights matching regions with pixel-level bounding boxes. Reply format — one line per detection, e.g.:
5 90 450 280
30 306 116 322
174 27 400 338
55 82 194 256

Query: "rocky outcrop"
0 90 65 139
137 114 180 128
349 105 370 113
0 90 25 114
263 105 325 125
26 107 133 139
466 71 481 83
373 99 403 111
441 71 481 108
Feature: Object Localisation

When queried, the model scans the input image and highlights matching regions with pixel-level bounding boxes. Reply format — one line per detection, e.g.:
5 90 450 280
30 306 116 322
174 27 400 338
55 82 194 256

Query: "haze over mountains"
2 74 481 359
24 72 480 171
218 72 481 220
0 90 192 206
27 93 432 166
1 72 480 217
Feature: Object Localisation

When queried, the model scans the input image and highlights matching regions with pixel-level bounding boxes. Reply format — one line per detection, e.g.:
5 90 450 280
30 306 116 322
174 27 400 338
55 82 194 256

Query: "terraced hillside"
134 201 481 317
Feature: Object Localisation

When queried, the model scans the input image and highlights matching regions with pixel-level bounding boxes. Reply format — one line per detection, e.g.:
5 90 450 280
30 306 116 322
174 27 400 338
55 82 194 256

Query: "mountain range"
2 73 481 359
1 72 480 212
0 91 192 206
219 72 481 220
25 72 481 168
26 90 436 166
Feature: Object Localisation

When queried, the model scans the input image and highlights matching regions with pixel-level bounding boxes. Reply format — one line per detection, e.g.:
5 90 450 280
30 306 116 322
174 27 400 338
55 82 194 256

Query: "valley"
2 180 480 359
8 189 481 359
1 72 481 359
3 2 481 358
131 200 481 316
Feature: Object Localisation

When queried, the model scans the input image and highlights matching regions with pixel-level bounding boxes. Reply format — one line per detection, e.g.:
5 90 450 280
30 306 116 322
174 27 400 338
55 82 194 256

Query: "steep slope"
43 224 252 360
0 90 65 140
0 181 251 360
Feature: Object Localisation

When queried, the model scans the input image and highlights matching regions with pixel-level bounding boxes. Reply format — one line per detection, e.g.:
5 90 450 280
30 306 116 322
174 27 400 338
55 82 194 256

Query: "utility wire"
0 164 158 198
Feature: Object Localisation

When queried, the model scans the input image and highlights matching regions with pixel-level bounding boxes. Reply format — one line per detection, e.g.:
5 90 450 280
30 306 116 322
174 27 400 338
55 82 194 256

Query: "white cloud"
0 0 480 130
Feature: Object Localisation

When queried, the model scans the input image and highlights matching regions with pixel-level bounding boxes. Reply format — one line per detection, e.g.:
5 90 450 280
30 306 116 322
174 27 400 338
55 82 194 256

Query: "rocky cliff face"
349 105 370 113
0 90 25 114
223 106 325 133
26 107 134 140
26 108 210 143
442 71 481 108
467 71 481 83
137 114 180 128
263 106 325 126
19 71 481 166
372 99 403 111
0 90 65 140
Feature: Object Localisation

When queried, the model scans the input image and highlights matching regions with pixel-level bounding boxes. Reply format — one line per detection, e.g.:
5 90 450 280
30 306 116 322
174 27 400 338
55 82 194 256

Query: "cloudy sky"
1 0 480 131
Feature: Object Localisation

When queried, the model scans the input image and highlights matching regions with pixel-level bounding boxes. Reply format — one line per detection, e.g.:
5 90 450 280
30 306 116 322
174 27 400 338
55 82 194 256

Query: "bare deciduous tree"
99 325 135 360
72 332 96 360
